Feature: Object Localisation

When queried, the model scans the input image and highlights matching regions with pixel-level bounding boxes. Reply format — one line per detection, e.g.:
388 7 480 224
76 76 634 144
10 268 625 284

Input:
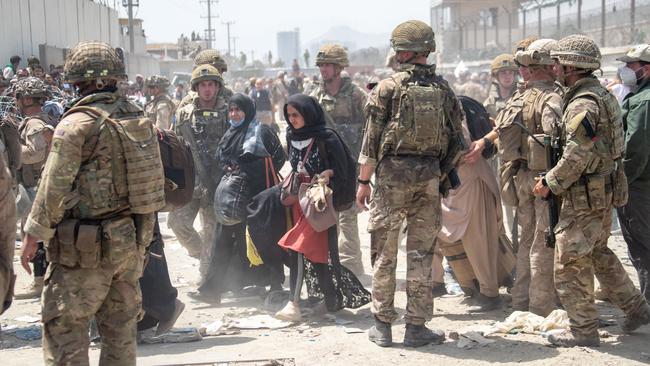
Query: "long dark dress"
198 118 285 296
282 131 370 311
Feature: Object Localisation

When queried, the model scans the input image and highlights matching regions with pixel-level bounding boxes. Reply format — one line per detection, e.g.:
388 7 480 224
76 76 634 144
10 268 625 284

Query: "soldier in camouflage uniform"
311 44 367 274
468 40 564 315
532 35 650 347
178 49 233 110
144 75 176 130
12 77 54 300
171 65 227 278
20 41 165 365
357 20 465 348
484 54 518 119
0 135 16 316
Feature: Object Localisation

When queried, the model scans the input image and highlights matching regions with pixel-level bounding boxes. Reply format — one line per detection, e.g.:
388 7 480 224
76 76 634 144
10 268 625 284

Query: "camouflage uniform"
170 65 228 276
0 134 16 314
496 40 564 316
545 35 650 346
312 44 368 272
362 64 464 326
144 75 176 130
23 41 164 365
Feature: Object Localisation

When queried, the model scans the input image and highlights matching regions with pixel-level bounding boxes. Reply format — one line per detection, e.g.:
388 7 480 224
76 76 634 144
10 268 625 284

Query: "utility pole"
631 0 636 43
601 0 606 46
222 21 235 55
122 0 139 53
201 0 218 49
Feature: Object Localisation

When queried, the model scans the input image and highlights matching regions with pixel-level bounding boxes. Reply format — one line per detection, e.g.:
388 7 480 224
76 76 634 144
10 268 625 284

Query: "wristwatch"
357 178 370 185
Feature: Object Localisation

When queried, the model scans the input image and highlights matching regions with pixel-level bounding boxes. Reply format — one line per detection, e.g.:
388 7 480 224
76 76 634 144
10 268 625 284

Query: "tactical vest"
315 81 364 157
496 85 554 171
63 96 166 217
563 83 627 207
380 72 449 157
176 103 227 189
145 94 176 125
17 115 51 188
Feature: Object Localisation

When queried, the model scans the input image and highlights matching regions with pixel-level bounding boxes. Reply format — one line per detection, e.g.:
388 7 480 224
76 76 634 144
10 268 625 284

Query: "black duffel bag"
214 172 249 226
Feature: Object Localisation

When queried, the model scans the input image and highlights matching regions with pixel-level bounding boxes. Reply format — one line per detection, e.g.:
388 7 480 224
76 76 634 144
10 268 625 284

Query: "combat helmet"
551 35 601 70
146 75 171 89
190 64 223 91
390 20 436 53
315 44 349 67
513 36 539 53
64 41 126 84
616 44 650 63
515 39 557 67
194 49 228 73
14 77 51 100
491 54 517 75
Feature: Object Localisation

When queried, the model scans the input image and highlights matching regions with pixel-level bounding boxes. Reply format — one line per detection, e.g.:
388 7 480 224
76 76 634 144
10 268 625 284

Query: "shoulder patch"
567 110 588 134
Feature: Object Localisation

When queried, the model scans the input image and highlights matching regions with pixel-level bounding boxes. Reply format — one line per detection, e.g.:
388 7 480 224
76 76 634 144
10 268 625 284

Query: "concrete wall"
0 0 157 79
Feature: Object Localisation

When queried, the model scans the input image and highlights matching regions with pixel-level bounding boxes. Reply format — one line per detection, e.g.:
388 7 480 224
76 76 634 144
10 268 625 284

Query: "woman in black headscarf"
192 93 285 303
276 94 370 321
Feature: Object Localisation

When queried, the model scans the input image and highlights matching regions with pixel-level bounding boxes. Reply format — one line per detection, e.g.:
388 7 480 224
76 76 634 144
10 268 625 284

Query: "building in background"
277 28 300 67
431 0 650 63
0 0 158 80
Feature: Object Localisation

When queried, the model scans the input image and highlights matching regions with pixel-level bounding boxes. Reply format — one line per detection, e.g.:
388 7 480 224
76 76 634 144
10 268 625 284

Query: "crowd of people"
0 18 649 365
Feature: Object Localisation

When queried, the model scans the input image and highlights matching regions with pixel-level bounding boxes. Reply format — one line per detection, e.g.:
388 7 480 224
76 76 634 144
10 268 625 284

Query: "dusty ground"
1 208 649 366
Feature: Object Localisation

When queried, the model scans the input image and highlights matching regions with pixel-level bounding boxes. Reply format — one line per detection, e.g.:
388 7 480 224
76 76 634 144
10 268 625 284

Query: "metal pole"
557 1 561 32
601 0 606 46
223 21 234 55
538 2 542 37
523 8 527 38
577 0 582 30
630 0 636 44
474 21 478 49
127 0 134 53
207 0 212 49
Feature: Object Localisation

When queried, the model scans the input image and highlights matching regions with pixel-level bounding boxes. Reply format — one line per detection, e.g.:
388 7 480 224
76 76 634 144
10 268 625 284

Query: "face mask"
633 65 649 85
619 65 638 86
228 118 245 128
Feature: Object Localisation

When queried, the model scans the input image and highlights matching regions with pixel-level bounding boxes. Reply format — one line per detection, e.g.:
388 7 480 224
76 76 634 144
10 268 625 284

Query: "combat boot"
621 303 650 333
468 294 501 313
403 324 445 347
548 330 600 347
14 276 43 300
368 317 392 347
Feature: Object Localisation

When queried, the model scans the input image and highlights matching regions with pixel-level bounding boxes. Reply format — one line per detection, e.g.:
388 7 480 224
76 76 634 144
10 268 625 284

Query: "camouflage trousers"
368 159 441 325
337 205 363 273
555 194 646 337
0 178 16 313
511 168 556 316
41 247 144 365
168 195 216 277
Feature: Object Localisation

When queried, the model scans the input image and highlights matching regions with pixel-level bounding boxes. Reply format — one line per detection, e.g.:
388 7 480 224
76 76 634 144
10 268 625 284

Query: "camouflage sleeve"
20 121 52 165
156 103 172 130
359 78 395 167
24 112 96 240
545 98 599 195
540 93 563 136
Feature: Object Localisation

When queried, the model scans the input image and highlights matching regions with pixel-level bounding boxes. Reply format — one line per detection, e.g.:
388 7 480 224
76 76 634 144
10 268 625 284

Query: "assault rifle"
543 135 562 249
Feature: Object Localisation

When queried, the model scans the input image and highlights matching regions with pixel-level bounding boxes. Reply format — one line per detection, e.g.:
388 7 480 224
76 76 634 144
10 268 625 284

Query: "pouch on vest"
109 118 166 214
76 224 102 268
526 134 547 171
53 219 79 267
396 84 445 154
568 180 590 211
101 216 136 265
612 160 628 207
585 175 607 210
498 123 523 162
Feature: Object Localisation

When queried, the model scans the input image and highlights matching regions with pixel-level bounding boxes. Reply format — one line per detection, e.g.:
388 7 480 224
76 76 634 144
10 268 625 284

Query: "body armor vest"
17 115 50 188
63 95 165 218
381 71 449 157
315 80 364 156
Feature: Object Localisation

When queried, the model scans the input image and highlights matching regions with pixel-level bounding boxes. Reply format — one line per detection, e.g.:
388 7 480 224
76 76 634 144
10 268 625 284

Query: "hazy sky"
119 0 431 59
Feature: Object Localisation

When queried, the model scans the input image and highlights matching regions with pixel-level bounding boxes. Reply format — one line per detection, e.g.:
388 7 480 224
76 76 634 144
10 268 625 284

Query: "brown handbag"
299 174 337 232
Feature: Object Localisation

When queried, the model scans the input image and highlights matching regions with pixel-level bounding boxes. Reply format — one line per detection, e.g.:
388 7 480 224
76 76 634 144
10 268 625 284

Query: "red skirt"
278 203 329 264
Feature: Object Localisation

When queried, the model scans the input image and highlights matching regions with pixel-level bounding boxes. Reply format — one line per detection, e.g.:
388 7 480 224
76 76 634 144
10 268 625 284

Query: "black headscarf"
283 94 329 141
217 93 258 168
